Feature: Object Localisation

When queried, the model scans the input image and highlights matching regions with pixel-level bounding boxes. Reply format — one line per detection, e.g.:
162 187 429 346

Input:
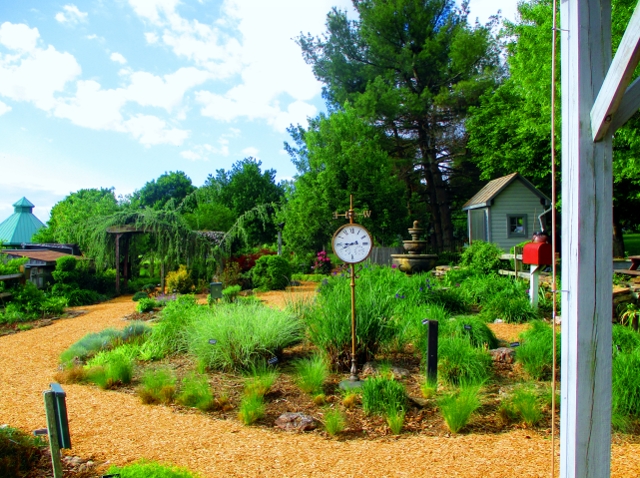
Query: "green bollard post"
43 390 63 478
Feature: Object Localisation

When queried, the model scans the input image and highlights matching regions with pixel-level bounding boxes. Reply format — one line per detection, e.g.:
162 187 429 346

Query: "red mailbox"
522 242 553 266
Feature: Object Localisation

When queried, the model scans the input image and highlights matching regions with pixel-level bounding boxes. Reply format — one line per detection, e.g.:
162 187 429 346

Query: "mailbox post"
522 241 553 308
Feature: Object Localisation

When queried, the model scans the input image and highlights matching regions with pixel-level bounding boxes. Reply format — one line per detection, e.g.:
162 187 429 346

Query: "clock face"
332 223 373 264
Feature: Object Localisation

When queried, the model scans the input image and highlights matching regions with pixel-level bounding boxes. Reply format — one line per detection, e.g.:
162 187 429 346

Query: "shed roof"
0 197 45 246
1 249 72 264
462 173 551 211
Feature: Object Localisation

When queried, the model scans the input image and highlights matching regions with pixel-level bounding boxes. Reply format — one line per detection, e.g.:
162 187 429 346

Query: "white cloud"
53 80 125 130
241 146 258 157
110 52 127 64
123 114 189 146
0 100 11 115
124 67 211 112
0 25 81 111
0 22 39 51
55 5 88 25
128 0 180 26
144 32 159 44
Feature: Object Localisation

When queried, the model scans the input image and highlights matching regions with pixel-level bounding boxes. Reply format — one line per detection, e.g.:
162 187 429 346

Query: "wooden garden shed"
462 173 551 251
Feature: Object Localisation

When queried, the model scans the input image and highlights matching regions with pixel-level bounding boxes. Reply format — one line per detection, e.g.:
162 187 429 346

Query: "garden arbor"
561 1 640 476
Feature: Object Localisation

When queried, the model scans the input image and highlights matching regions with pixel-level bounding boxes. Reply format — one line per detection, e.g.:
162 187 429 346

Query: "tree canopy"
297 0 500 250
132 171 196 210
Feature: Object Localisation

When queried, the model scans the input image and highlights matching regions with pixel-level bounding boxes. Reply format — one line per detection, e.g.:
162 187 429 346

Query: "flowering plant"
313 250 332 274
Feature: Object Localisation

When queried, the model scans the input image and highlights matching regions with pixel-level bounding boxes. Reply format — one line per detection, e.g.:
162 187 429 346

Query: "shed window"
507 214 527 238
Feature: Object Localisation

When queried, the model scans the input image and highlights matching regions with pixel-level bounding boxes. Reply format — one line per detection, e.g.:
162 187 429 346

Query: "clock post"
331 195 372 389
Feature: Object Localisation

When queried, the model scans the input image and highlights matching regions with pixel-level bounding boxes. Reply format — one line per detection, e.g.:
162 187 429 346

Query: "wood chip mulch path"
1 288 639 477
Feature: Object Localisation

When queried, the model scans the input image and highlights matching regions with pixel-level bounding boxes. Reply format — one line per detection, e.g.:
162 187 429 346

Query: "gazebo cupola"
0 197 46 247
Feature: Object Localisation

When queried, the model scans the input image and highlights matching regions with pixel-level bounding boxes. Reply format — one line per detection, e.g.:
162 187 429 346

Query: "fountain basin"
402 240 427 255
391 254 438 274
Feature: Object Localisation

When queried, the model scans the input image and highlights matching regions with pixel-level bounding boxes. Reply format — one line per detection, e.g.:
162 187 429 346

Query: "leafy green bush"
138 367 177 404
251 255 292 290
438 383 482 433
136 297 157 313
10 282 45 316
515 321 559 380
459 241 505 274
293 354 329 395
51 256 108 306
107 460 199 478
177 372 215 410
438 336 492 385
40 296 67 315
361 375 407 416
132 291 149 302
166 265 194 294
187 302 302 371
0 425 45 477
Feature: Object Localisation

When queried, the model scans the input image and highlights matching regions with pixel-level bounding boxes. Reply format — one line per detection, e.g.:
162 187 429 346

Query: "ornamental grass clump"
187 303 302 371
59 328 122 366
293 354 329 395
515 321 559 380
438 383 483 433
85 348 135 389
305 268 395 366
499 385 543 427
0 425 46 478
612 347 640 420
438 336 492 385
439 316 499 349
237 392 265 425
612 324 640 354
361 375 407 417
244 361 279 397
138 367 177 405
177 372 215 411
323 409 346 437
107 459 200 478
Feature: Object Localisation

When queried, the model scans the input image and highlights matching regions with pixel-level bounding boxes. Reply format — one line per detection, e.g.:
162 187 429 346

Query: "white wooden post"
560 1 613 476
529 265 539 308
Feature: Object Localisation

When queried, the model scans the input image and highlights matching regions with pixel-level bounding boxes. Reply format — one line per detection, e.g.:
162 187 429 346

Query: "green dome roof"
0 197 45 246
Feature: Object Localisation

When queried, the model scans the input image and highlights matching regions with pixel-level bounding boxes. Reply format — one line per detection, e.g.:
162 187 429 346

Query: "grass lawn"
624 233 640 256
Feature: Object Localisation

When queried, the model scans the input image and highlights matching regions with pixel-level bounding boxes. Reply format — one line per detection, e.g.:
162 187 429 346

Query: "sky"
0 0 519 224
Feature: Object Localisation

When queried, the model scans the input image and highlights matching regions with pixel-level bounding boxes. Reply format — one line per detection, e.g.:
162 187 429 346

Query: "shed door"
469 209 488 242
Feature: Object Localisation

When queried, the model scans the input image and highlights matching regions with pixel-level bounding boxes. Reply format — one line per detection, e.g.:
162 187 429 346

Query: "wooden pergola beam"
561 0 613 476
610 76 640 131
590 1 640 141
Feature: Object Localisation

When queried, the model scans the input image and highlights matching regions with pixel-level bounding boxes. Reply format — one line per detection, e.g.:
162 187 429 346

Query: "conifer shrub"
251 255 292 290
166 265 194 294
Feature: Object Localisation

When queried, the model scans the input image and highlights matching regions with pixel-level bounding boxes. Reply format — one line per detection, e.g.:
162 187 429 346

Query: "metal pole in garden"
425 320 438 387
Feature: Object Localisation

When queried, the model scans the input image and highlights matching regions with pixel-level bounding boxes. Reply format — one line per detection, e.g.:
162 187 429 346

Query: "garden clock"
331 223 373 264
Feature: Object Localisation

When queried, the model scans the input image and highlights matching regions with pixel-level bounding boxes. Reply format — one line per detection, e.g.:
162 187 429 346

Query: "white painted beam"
561 0 613 477
590 1 640 141
610 76 640 131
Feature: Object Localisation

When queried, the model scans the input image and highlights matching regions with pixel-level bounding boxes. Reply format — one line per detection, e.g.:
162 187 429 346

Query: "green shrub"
251 255 292 291
166 265 194 294
138 367 177 404
187 303 302 371
323 409 346 437
438 336 492 385
40 296 67 315
238 393 265 425
107 460 199 478
499 385 543 427
515 321 559 380
132 291 149 302
136 297 157 313
438 383 482 433
0 425 45 477
293 355 329 395
177 372 215 410
459 241 505 274
10 282 45 316
361 375 407 417
222 285 242 303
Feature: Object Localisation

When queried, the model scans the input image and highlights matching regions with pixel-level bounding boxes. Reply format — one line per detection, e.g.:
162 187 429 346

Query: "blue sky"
0 0 518 223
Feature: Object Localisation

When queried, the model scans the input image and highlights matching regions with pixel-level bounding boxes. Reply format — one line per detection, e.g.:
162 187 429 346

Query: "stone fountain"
390 220 438 274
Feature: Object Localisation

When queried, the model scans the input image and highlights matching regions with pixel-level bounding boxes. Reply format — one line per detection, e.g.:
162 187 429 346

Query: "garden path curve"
1 294 639 477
